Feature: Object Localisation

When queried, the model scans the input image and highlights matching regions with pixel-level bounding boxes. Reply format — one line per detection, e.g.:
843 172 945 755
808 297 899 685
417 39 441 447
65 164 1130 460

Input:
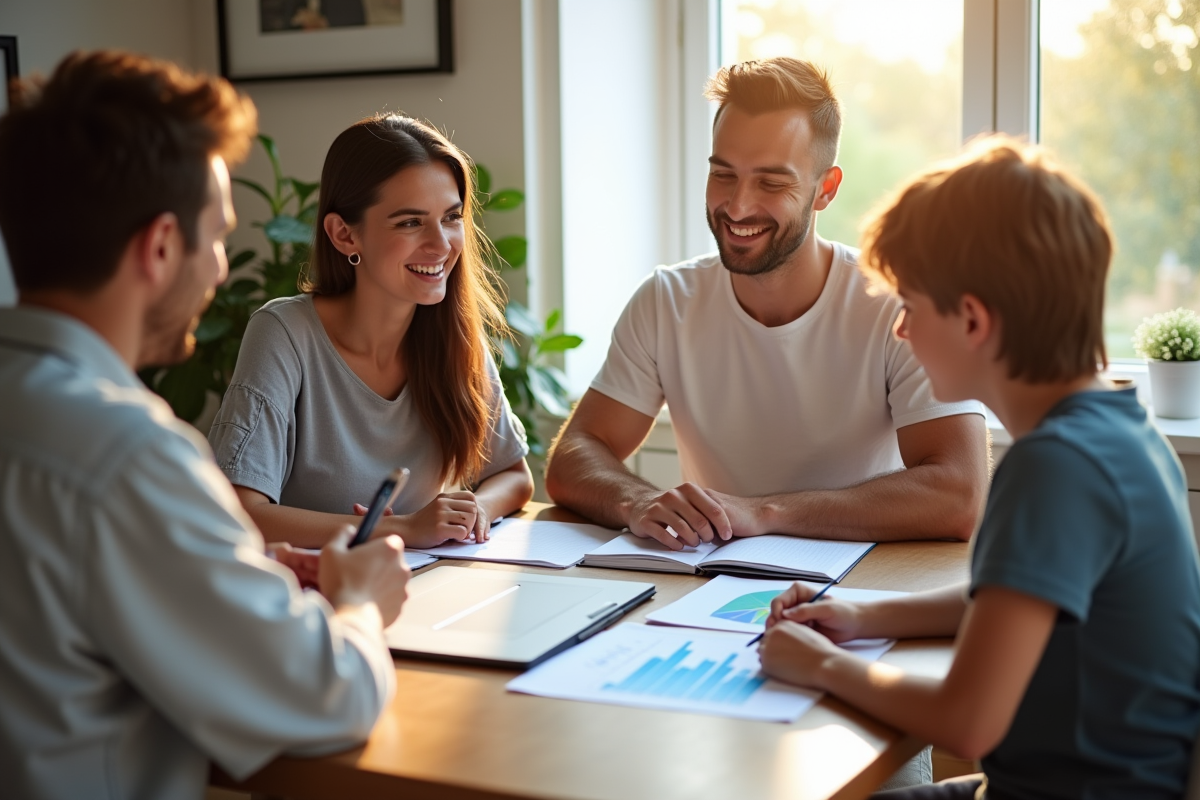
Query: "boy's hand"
758 620 844 689
319 525 411 627
768 582 864 643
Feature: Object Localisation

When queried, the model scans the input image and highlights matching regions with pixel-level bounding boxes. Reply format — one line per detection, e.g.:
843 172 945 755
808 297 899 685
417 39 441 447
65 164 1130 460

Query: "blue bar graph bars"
602 642 766 705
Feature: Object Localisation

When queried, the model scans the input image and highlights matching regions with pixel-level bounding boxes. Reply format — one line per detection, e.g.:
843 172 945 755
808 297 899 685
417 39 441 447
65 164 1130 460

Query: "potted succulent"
1132 307 1200 419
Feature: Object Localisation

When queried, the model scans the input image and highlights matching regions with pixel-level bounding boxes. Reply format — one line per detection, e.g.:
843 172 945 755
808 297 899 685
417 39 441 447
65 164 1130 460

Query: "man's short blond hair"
860 135 1112 384
704 57 842 174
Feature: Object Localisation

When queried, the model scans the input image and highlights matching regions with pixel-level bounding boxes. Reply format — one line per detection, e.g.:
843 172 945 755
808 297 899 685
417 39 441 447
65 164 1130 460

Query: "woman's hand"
767 582 865 644
758 620 845 690
387 491 491 548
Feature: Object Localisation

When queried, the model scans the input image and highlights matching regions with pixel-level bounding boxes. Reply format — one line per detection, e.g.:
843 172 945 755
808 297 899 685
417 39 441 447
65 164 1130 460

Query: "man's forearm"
544 433 657 529
754 461 982 541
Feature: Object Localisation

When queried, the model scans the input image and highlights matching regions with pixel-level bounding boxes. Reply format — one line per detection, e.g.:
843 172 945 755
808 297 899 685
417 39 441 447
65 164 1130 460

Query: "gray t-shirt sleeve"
475 352 531 484
970 436 1126 621
208 310 300 504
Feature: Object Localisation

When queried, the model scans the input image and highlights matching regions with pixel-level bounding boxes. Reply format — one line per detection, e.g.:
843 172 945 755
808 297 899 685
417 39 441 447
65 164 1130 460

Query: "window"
1040 0 1200 358
539 0 1182 400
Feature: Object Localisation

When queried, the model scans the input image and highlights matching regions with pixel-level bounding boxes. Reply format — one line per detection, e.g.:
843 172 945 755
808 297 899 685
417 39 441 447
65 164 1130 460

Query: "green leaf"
505 302 541 338
492 235 527 269
529 366 571 418
297 203 319 225
474 163 492 195
228 249 257 270
483 189 524 212
259 134 282 185
155 358 212 422
536 333 584 354
225 278 259 297
194 316 233 344
263 215 314 244
499 337 522 369
544 309 561 333
291 178 320 206
233 176 274 208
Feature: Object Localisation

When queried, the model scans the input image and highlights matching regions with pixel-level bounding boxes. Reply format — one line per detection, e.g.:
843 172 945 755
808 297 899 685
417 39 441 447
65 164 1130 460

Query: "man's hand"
391 491 491 548
266 542 320 589
627 482 733 550
702 489 772 537
318 525 411 627
758 620 845 689
767 582 865 643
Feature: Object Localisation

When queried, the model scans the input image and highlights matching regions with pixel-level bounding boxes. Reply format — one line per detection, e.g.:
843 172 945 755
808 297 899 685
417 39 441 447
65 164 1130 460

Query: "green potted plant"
474 164 583 455
140 134 317 423
1132 307 1200 419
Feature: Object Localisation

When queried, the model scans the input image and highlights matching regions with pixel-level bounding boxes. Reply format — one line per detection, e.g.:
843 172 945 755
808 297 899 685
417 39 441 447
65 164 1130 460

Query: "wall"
0 0 527 305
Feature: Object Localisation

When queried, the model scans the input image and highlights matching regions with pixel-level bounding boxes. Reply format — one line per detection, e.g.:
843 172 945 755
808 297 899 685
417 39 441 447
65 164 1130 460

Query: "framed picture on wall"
218 0 453 82
0 36 17 116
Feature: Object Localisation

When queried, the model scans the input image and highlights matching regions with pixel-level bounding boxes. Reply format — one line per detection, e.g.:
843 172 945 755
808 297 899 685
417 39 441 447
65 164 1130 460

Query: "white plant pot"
1147 359 1200 419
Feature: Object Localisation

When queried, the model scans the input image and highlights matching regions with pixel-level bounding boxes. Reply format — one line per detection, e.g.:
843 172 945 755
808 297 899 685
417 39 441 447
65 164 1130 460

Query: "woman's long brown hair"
301 114 506 487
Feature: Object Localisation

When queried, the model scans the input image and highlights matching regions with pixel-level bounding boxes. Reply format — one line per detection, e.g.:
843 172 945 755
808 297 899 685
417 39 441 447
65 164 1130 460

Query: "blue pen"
350 468 410 548
746 581 834 647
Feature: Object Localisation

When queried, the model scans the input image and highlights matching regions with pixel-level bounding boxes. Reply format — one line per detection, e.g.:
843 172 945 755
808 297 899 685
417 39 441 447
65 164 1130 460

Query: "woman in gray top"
209 115 533 548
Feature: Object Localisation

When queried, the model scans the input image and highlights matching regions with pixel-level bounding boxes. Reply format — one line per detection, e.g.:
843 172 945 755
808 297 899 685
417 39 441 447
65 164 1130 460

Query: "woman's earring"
348 252 361 266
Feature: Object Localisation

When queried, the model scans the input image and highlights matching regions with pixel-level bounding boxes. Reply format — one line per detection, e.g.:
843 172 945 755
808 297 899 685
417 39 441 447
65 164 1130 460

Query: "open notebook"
580 533 874 583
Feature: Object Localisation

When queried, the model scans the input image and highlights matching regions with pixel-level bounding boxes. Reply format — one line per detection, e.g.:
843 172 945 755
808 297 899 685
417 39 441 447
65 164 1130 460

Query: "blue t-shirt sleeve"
970 436 1127 622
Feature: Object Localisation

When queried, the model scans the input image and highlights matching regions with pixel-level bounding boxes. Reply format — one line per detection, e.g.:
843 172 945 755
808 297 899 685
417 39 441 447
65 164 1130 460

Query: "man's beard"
707 188 817 277
139 258 213 369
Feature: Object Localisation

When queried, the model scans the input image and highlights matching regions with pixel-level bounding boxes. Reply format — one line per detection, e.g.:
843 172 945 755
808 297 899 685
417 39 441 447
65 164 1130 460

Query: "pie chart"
709 590 783 626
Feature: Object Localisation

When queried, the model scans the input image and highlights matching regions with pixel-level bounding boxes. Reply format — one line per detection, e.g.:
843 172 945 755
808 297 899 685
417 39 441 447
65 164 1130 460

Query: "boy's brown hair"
703 57 842 174
860 135 1112 383
0 50 257 294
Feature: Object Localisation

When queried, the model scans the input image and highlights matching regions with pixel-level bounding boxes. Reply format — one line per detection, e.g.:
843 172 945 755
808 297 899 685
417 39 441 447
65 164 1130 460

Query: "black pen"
746 581 834 647
350 468 410 548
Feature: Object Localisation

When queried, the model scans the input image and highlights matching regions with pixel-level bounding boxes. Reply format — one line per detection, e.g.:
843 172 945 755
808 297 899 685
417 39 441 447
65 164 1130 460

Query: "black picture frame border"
217 0 453 83
0 36 18 109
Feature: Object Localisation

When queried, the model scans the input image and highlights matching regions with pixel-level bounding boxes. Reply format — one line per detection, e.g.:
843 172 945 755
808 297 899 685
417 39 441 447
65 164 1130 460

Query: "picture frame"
0 36 17 116
217 0 453 83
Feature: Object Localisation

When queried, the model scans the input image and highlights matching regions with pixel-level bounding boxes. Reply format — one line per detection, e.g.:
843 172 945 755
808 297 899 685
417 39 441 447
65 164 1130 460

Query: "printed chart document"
646 574 907 635
581 533 874 582
410 518 620 569
507 623 892 722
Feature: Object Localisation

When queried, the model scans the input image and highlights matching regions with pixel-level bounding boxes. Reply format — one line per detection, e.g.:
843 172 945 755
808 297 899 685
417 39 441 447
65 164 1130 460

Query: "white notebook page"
410 518 620 568
702 535 872 578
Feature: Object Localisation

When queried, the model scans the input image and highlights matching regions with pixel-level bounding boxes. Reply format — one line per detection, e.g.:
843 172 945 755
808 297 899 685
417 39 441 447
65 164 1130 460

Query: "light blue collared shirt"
0 307 395 800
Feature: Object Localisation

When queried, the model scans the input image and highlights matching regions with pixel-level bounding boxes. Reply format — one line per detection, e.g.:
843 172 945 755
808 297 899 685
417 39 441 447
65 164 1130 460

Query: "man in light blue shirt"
0 51 411 800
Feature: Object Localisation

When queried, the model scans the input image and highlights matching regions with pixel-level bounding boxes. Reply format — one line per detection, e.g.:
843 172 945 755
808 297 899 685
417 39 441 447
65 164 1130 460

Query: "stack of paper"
409 518 620 569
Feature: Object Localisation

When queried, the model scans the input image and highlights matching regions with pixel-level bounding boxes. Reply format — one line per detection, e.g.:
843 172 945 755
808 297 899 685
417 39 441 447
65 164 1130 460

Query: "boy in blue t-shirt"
759 136 1200 799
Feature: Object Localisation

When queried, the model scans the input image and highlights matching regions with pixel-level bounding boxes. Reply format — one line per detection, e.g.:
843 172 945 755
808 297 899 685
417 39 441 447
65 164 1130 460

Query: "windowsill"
644 362 1200 457
986 363 1200 455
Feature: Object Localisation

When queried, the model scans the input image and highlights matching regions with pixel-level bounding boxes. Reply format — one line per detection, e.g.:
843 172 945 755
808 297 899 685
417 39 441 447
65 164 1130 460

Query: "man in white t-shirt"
545 57 989 549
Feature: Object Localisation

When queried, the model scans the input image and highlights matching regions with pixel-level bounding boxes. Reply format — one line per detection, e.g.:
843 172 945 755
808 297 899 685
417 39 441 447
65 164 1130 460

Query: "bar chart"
508 623 821 722
602 642 766 705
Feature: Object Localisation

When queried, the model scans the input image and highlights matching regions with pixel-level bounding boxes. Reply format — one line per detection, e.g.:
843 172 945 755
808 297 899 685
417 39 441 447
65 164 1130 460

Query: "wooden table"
215 505 968 800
